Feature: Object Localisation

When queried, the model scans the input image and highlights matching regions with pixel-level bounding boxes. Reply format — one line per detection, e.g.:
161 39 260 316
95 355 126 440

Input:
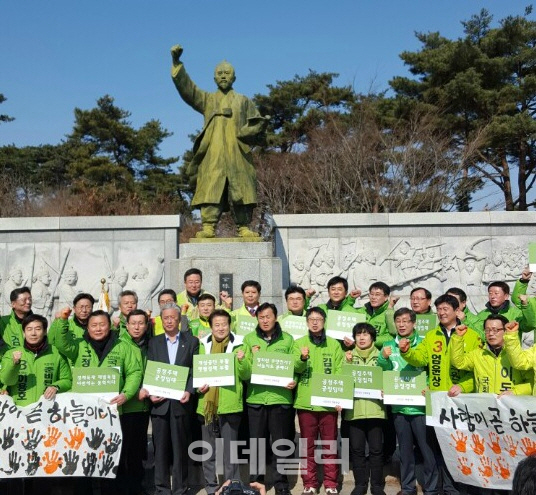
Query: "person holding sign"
344 322 386 495
377 308 439 495
147 302 199 495
0 314 72 406
400 294 481 495
196 309 248 494
451 315 533 395
54 308 143 409
242 302 299 495
118 309 152 495
293 307 344 495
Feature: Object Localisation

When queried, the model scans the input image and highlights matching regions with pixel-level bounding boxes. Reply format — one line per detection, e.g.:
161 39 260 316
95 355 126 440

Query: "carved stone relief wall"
272 212 536 312
0 216 179 319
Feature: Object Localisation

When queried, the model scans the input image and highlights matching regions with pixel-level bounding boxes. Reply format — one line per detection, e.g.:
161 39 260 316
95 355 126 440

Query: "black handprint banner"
0 394 121 478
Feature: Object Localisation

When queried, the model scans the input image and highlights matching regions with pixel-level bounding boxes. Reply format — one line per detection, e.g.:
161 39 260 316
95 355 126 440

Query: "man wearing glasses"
451 314 533 395
294 307 344 495
409 287 433 315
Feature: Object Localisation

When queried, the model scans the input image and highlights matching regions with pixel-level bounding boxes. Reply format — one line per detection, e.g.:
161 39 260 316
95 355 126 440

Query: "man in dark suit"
148 303 199 495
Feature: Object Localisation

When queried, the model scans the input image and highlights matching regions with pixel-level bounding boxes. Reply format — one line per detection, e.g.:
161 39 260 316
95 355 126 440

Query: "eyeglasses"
484 328 505 335
410 297 427 301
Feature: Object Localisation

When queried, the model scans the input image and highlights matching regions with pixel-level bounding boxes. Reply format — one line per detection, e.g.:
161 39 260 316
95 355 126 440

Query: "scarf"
87 332 112 361
485 300 510 314
24 336 48 355
204 334 230 425
355 344 375 360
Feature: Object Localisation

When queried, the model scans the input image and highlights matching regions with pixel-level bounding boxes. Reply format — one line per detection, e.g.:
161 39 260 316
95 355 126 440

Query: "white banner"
0 393 122 478
428 392 536 490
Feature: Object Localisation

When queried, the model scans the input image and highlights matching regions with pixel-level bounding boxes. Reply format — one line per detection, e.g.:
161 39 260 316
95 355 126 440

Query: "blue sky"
1 1 532 208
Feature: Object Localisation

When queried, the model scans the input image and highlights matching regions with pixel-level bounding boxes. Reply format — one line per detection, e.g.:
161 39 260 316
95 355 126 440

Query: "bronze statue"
171 45 268 238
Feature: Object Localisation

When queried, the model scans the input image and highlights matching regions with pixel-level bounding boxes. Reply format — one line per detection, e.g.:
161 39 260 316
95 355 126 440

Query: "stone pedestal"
170 242 283 311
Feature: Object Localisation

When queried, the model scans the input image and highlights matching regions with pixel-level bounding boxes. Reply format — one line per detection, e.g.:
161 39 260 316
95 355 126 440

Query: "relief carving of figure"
58 267 82 306
31 267 52 313
3 267 24 306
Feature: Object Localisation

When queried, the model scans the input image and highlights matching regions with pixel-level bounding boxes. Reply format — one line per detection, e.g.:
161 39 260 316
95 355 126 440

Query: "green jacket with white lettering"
293 331 344 412
344 346 385 421
120 331 150 414
0 341 72 406
54 319 143 409
196 333 248 416
356 301 397 349
242 323 300 406
402 326 480 393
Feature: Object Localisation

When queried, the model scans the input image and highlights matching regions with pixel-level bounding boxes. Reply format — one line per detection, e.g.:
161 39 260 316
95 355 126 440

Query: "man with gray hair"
147 302 199 495
170 44 268 238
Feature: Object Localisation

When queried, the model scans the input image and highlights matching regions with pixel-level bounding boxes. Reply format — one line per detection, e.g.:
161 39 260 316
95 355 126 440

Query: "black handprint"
82 452 97 477
22 428 43 450
0 451 22 474
104 433 122 455
25 451 40 476
2 427 16 450
98 454 115 477
85 427 105 450
62 450 80 475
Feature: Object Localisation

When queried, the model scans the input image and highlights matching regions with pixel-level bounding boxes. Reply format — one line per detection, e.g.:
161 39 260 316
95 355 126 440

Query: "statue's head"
214 61 235 91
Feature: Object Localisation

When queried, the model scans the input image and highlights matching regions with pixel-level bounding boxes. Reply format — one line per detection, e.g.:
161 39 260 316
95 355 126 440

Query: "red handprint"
40 450 63 474
450 431 468 453
43 426 61 448
521 437 536 456
504 435 518 457
487 432 502 454
457 456 473 476
470 433 485 455
494 457 511 480
64 427 85 450
478 456 493 485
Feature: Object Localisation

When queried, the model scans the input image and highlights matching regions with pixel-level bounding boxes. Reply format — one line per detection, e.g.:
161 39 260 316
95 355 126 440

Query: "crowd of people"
0 266 535 495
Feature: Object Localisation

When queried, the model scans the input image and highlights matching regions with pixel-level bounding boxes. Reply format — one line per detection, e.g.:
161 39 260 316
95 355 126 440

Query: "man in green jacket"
1 314 72 406
451 314 533 395
176 268 232 321
0 286 33 349
196 309 249 494
48 292 95 349
279 285 308 321
401 294 480 495
474 281 535 347
446 287 479 338
118 309 151 495
189 293 216 339
293 307 344 495
353 282 397 349
378 307 438 495
242 303 299 495
318 276 359 314
54 308 143 412
113 290 138 336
